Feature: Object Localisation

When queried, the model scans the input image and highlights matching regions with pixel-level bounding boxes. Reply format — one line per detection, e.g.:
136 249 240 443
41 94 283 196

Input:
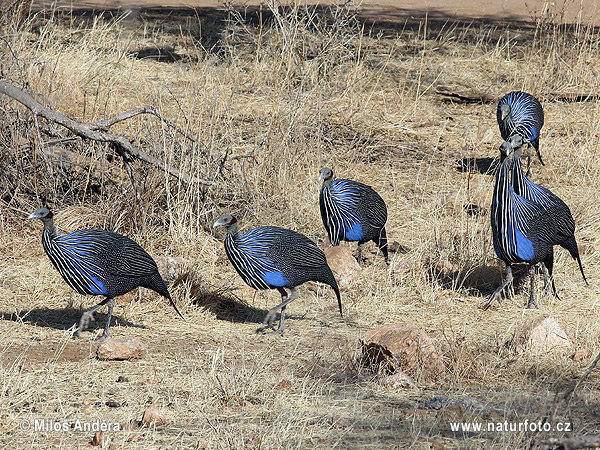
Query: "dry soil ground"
2 1 600 449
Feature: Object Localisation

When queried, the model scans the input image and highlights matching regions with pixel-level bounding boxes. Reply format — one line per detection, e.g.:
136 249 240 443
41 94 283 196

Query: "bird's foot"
526 299 538 309
256 311 278 334
75 311 96 337
480 291 503 311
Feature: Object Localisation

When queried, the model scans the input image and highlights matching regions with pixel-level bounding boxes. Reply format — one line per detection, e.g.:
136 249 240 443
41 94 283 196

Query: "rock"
571 348 591 361
432 260 457 279
379 372 420 392
324 246 361 286
276 379 292 390
97 337 146 361
465 188 494 215
361 323 445 381
432 441 446 450
233 283 258 301
141 407 168 427
479 127 495 144
446 188 493 215
92 431 104 446
154 255 186 284
196 438 208 449
445 190 463 212
512 315 572 354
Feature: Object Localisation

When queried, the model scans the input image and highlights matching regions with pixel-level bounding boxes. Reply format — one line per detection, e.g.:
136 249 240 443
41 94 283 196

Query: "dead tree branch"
541 434 600 450
0 79 212 185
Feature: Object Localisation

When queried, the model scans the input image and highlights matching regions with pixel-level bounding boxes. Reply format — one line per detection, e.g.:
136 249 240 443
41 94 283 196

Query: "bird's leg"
98 297 116 340
481 265 513 310
541 263 551 296
356 243 365 265
257 287 298 335
75 297 113 338
510 266 529 297
526 265 538 309
525 145 533 178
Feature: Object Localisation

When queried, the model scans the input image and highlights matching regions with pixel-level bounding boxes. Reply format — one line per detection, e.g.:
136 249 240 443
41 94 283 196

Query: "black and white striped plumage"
319 168 388 263
214 213 342 334
497 91 544 176
30 207 183 339
483 141 557 309
507 134 587 285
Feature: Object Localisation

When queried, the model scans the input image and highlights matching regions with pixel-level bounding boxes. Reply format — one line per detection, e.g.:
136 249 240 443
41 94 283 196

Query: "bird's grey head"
319 167 333 182
499 140 516 160
213 213 237 229
28 207 53 223
499 103 511 121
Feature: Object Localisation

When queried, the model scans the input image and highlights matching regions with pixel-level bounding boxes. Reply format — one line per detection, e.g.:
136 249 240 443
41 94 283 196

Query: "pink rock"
361 323 445 381
512 315 572 354
141 407 168 427
324 246 361 286
96 337 146 361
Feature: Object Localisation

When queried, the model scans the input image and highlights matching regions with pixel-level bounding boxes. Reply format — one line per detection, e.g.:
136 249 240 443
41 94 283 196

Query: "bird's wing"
61 230 159 278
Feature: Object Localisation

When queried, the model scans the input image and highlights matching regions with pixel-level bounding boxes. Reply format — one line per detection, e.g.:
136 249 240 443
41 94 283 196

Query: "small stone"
106 401 120 408
97 337 146 361
379 372 420 392
141 407 168 427
571 348 591 361
324 246 361 286
331 415 351 429
276 379 292 390
361 323 445 381
512 315 572 354
196 438 208 449
432 441 446 450
92 431 104 446
234 284 258 300
117 376 129 383
155 256 186 284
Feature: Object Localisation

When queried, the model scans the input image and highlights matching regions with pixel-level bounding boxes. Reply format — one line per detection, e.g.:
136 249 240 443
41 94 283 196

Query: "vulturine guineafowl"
482 141 557 310
497 91 545 177
213 213 342 334
508 134 588 288
319 167 388 264
29 207 183 339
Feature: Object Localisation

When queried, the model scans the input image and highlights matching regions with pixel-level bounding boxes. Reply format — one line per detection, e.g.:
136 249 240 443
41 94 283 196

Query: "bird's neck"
493 155 512 205
226 223 240 240
41 218 60 239
511 154 527 193
322 178 334 188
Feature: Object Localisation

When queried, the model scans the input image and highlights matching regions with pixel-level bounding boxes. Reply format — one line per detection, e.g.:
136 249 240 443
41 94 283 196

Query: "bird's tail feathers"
563 236 588 285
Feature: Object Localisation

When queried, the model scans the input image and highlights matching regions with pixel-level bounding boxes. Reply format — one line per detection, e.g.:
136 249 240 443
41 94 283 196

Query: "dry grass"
1 2 600 448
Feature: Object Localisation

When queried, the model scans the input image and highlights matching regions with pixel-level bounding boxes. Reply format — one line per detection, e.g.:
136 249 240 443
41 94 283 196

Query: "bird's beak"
213 221 220 228
28 212 37 219
318 173 323 181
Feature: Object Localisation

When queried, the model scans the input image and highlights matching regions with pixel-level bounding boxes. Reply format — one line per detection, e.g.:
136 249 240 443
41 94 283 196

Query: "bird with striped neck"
319 167 389 264
214 213 342 334
29 207 183 339
482 140 557 310
497 91 545 177
507 134 588 291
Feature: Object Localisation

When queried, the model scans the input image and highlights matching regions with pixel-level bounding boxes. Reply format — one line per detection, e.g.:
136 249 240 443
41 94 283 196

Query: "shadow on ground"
0 308 145 333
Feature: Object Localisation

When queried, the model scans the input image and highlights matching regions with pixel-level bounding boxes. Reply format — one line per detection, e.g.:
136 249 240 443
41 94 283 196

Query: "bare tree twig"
0 79 213 185
541 434 600 450
89 105 197 143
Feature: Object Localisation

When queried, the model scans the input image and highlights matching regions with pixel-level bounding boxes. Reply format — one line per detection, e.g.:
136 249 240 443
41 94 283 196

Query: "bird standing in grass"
29 207 183 339
482 141 557 310
213 213 342 334
507 134 588 288
497 91 545 177
319 167 388 264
